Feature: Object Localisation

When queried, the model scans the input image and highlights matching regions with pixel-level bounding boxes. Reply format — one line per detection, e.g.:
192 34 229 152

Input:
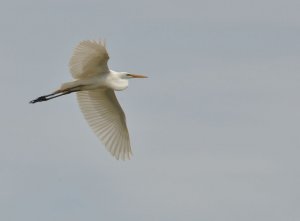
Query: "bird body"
59 70 129 92
30 40 147 160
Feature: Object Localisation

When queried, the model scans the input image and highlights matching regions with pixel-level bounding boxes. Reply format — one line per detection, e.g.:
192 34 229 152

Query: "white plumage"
77 89 131 160
69 40 109 79
30 40 147 160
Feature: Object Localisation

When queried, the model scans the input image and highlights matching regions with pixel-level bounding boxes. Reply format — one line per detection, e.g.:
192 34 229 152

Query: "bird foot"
29 96 47 104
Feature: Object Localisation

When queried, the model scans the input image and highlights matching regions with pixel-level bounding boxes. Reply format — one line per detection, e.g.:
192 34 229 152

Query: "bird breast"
105 74 129 91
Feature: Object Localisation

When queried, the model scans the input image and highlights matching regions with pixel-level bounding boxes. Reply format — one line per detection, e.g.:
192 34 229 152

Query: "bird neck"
108 71 129 91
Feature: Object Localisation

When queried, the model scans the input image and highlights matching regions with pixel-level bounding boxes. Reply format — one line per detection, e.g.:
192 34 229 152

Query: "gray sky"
0 0 300 220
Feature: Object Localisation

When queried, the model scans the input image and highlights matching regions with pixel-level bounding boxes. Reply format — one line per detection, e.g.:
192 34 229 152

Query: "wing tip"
111 148 133 161
77 39 106 47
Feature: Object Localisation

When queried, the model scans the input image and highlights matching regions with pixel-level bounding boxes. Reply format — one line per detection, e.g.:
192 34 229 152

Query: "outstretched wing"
69 40 109 79
77 89 132 160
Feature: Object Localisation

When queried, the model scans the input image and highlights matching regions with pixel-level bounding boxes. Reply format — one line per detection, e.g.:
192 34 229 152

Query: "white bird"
30 40 147 160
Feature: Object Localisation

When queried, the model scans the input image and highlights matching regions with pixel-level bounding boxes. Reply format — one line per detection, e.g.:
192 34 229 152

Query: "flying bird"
30 40 147 160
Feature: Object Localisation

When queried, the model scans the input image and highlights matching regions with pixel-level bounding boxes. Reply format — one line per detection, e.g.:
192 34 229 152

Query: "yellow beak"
128 74 148 78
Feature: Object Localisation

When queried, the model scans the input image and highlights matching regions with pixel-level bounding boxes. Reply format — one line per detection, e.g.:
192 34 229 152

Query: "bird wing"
69 40 109 79
77 89 132 160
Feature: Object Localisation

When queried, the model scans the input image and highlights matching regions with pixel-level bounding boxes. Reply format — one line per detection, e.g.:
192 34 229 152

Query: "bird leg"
29 91 71 103
29 86 81 104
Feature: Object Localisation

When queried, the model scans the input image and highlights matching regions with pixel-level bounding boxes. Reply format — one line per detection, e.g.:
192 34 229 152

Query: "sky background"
0 0 300 220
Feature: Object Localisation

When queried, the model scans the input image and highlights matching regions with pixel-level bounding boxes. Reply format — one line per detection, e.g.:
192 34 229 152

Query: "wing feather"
69 40 109 79
77 89 132 160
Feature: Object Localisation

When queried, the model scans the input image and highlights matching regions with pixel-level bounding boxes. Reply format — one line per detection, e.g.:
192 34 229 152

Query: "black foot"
29 96 48 104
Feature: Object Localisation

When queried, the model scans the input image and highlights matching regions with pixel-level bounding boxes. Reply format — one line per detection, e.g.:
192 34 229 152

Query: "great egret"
30 40 147 160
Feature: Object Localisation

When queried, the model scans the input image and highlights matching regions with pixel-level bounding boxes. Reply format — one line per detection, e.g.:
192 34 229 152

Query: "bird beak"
128 74 148 78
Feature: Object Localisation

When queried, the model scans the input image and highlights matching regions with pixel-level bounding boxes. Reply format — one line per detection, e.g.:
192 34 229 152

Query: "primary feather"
69 40 109 79
77 89 132 160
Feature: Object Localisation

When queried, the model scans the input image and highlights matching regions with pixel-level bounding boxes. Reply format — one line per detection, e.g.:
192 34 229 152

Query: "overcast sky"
0 0 300 220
